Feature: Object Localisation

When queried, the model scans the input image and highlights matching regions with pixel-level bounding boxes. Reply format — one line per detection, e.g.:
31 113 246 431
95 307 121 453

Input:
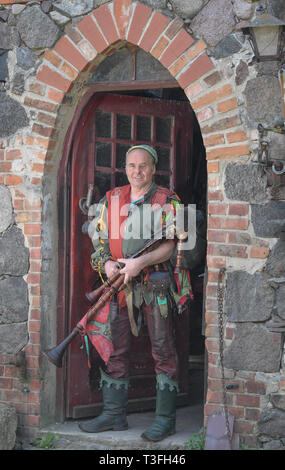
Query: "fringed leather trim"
156 373 179 393
99 368 129 390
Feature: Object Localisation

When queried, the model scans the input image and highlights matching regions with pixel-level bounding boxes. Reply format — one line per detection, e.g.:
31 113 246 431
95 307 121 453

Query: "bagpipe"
43 221 188 368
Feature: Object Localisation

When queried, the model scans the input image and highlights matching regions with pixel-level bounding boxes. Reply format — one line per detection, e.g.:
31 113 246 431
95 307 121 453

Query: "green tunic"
88 183 180 308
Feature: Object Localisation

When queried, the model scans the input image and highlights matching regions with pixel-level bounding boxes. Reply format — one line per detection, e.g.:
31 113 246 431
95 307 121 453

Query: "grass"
32 432 59 449
184 427 206 450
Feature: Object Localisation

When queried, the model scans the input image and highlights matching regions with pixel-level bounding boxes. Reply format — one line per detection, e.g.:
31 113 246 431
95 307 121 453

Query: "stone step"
21 404 203 451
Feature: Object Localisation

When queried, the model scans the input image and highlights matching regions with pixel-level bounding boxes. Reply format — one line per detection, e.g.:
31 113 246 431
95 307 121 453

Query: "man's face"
125 149 155 191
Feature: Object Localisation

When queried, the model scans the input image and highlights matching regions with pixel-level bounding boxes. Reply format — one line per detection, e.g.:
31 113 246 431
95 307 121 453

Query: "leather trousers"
105 299 178 382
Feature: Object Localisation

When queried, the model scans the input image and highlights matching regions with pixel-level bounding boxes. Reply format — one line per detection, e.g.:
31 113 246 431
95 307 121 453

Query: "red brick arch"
6 0 254 436
20 0 249 175
26 0 250 176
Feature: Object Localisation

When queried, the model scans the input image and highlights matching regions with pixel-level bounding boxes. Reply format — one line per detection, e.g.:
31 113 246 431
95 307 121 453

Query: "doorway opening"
59 85 207 425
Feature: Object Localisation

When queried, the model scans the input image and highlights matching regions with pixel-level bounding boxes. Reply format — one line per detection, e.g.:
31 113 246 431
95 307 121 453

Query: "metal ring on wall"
272 163 285 175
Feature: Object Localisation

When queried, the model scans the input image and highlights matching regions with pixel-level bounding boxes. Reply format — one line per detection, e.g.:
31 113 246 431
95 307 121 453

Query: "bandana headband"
126 145 158 165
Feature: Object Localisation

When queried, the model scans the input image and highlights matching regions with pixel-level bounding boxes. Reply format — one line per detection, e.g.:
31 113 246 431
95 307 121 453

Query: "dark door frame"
56 80 182 421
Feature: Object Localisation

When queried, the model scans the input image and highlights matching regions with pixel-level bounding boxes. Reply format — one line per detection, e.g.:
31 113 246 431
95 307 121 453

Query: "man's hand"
117 258 144 284
104 260 120 279
118 240 175 284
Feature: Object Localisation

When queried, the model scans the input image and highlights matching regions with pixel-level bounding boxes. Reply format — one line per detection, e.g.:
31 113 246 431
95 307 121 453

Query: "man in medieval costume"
78 145 191 442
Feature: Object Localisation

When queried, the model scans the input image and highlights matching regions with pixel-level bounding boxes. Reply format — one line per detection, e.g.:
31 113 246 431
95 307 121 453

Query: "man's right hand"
104 260 120 279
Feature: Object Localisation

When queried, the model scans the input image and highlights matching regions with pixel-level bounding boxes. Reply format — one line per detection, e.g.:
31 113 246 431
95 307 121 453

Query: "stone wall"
0 0 285 448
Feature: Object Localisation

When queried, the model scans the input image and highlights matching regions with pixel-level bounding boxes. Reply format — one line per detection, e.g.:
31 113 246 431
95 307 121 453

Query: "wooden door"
65 93 194 418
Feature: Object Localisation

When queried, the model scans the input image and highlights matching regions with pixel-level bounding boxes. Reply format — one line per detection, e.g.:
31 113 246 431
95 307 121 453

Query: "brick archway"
9 0 251 433
32 0 249 168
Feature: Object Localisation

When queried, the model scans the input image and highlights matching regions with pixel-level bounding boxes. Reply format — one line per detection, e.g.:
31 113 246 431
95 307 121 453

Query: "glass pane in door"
116 143 130 169
95 142 111 167
156 146 170 171
115 172 129 187
116 114 132 140
136 115 151 141
95 109 112 138
94 171 111 196
156 116 171 143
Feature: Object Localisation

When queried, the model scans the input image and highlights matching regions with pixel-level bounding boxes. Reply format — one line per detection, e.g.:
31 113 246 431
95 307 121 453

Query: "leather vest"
106 184 175 261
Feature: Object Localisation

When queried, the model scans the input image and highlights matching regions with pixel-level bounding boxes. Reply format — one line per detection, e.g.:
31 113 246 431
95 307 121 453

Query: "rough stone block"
11 4 26 16
191 0 236 47
270 393 285 411
171 0 205 19
244 76 282 126
0 225 29 276
232 0 253 20
0 22 12 50
224 323 282 373
211 34 242 59
0 9 9 22
262 439 285 450
0 276 29 324
16 46 37 70
53 0 94 17
0 185 13 233
225 271 274 322
41 0 53 14
17 5 60 49
10 70 25 95
0 50 8 82
0 91 29 137
251 202 285 238
224 162 268 204
265 240 285 277
272 0 285 21
275 285 285 321
235 59 249 86
0 322 28 354
0 404 17 450
257 409 285 438
152 0 169 7
49 10 70 26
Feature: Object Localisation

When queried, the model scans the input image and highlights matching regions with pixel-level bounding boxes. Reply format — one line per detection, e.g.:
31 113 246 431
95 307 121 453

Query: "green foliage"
32 432 59 449
184 427 206 450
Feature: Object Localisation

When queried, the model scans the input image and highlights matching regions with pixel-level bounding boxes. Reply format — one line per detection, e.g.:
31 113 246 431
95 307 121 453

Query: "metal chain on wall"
217 267 232 450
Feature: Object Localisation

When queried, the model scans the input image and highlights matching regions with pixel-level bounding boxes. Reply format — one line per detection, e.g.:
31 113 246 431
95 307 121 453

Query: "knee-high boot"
79 369 129 433
141 374 178 442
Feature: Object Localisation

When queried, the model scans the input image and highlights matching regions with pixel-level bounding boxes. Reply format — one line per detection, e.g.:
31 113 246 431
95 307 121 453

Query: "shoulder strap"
106 185 131 261
151 186 176 207
106 184 130 201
